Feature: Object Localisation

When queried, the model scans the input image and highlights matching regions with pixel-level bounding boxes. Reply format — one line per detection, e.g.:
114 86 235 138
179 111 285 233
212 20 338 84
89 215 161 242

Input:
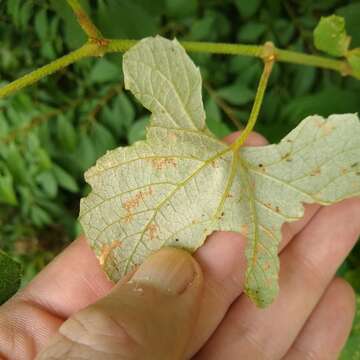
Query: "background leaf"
0 250 22 304
313 15 350 57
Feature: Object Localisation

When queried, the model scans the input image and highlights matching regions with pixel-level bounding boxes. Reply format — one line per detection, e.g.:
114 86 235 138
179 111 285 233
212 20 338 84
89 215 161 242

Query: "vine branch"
0 2 357 100
0 43 101 99
66 0 103 39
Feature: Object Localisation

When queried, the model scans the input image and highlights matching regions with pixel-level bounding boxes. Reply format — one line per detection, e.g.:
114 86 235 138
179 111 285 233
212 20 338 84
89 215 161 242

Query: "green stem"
0 42 100 99
0 38 355 100
109 39 350 72
232 57 275 150
66 0 103 39
276 49 347 73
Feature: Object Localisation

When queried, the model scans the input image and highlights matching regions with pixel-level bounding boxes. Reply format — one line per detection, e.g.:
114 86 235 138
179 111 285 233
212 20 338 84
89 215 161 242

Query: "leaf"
0 250 22 304
340 296 360 359
57 115 77 152
291 67 316 96
97 0 158 38
234 0 261 18
36 171 58 198
0 170 17 206
217 82 255 106
237 22 267 43
313 15 350 57
188 13 216 41
113 93 135 131
128 116 150 144
49 0 87 49
90 123 117 157
53 165 79 193
79 36 360 307
30 206 52 227
347 48 360 80
165 0 197 18
75 132 97 172
34 9 48 41
205 98 231 138
3 145 28 184
337 3 360 47
89 58 122 84
281 86 360 124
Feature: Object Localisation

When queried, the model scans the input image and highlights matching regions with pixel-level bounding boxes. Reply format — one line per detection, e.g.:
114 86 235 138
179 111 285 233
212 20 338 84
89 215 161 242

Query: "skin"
0 132 359 360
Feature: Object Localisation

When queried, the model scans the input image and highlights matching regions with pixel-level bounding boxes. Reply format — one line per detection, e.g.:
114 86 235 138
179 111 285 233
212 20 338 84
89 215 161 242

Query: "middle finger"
195 198 360 359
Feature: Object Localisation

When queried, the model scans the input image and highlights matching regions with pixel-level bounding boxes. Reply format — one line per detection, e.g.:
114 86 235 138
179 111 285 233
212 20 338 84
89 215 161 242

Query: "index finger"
18 236 114 318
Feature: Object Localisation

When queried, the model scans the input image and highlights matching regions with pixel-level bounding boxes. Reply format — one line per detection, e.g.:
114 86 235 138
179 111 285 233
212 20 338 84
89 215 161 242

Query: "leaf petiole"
232 42 275 151
66 0 103 40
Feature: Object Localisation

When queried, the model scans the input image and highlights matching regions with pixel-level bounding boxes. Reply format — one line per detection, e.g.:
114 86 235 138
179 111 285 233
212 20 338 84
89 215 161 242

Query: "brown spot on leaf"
146 223 158 241
168 132 177 142
315 121 335 135
310 166 321 176
322 123 335 135
240 224 249 237
275 206 280 213
151 158 177 170
123 187 153 212
99 240 122 266
123 213 134 224
282 152 292 162
122 187 153 223
264 202 274 211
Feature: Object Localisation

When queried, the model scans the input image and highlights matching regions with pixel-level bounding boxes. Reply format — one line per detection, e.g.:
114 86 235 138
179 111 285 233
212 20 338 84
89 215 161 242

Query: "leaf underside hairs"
79 36 360 308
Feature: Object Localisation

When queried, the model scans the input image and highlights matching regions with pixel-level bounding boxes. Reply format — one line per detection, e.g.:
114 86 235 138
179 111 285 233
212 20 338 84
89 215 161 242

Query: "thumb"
36 248 203 360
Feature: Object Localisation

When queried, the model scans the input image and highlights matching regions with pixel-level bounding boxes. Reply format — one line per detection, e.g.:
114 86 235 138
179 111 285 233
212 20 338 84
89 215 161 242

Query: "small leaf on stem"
314 15 351 57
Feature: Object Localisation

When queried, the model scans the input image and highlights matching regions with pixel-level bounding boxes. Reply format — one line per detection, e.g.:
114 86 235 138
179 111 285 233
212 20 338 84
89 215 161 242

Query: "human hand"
0 132 359 360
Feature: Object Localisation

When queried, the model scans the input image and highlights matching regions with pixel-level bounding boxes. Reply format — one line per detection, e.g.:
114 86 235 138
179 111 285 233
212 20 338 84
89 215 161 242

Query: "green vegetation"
0 0 359 354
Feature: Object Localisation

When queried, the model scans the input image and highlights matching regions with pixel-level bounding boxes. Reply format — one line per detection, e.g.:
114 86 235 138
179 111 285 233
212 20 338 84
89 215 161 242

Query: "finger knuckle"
59 305 140 357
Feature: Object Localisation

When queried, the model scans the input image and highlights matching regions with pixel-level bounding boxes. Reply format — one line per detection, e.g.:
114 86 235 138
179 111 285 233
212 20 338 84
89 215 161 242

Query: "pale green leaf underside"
79 36 360 307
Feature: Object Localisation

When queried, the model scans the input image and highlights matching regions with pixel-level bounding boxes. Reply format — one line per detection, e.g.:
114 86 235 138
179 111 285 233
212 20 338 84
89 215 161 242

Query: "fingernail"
130 248 196 295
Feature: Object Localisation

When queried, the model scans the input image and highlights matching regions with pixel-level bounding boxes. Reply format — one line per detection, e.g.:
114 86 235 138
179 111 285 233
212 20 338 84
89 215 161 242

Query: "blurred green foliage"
0 250 22 304
0 0 359 355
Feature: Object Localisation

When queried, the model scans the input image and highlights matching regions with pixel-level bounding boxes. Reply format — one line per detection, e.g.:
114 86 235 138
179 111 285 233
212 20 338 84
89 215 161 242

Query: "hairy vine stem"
66 0 103 39
0 1 356 101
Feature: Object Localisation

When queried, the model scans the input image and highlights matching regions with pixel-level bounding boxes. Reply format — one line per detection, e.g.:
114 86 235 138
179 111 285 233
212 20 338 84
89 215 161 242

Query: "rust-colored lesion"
146 223 158 240
99 240 122 266
315 120 335 135
122 187 153 223
151 158 177 170
310 166 322 176
210 159 220 168
168 132 178 142
240 224 249 237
